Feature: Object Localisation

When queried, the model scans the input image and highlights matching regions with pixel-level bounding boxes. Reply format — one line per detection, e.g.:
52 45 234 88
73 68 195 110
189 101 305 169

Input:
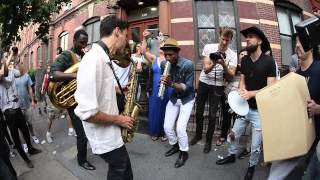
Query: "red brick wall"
169 1 195 62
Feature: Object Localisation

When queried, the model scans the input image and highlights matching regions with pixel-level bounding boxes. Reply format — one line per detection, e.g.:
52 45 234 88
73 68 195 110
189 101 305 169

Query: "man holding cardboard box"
267 34 320 180
216 26 277 180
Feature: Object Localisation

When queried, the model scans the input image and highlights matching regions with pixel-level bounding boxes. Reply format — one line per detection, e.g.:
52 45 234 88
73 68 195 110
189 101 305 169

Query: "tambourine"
228 90 249 116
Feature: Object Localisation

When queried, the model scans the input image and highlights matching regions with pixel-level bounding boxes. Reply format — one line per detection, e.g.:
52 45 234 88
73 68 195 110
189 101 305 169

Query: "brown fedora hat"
160 38 180 51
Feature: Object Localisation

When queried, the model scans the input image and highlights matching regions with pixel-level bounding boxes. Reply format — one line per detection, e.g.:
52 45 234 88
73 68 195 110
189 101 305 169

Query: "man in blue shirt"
160 38 195 168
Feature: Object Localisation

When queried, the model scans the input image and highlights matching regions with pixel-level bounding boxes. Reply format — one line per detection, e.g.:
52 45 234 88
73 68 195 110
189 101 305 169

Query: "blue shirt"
296 60 320 140
161 57 195 104
15 73 33 110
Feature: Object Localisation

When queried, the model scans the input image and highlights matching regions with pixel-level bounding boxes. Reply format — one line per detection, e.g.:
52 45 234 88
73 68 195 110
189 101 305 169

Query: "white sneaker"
60 114 66 119
68 128 76 136
23 143 28 153
32 136 40 144
46 132 53 143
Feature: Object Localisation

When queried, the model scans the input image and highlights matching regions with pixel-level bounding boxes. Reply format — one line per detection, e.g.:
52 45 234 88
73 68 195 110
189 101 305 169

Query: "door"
128 18 159 45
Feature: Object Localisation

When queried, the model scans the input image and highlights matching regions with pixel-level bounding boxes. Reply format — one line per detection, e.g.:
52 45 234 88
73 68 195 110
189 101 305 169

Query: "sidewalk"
9 105 302 180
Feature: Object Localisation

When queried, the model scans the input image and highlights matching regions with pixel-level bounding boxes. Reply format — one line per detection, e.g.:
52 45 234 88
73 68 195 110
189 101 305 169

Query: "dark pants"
195 81 223 142
67 108 88 164
220 94 237 139
99 146 133 180
0 156 17 180
4 108 32 162
0 111 13 145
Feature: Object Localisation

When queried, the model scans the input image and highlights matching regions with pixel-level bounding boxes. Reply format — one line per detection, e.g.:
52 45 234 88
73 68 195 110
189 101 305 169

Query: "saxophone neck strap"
97 41 125 96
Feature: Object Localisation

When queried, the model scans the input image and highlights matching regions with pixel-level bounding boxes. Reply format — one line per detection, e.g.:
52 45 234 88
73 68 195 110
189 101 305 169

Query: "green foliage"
0 0 71 48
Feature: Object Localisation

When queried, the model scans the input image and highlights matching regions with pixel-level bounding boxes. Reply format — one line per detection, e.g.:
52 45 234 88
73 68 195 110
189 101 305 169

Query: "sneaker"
46 132 53 143
68 128 76 136
9 151 16 158
23 143 28 153
60 114 66 119
32 136 40 144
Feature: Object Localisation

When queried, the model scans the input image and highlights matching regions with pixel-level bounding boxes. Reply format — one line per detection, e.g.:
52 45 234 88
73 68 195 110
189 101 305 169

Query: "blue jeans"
303 152 320 180
228 108 262 166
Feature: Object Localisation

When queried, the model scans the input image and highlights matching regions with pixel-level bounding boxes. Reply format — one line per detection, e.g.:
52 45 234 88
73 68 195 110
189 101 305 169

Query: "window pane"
86 24 93 44
291 13 301 33
93 21 101 43
198 29 215 54
197 1 215 28
217 1 235 28
280 35 293 65
277 8 291 35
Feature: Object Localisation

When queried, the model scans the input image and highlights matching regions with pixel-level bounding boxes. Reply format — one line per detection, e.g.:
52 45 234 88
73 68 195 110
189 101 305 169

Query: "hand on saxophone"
160 75 172 87
116 115 134 129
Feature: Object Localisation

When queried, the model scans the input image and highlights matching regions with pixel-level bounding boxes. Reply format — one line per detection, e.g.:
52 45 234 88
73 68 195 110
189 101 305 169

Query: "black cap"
240 26 272 54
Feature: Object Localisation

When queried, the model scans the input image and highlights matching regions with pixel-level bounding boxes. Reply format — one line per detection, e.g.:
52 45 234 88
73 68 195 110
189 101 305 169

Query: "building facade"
17 0 317 76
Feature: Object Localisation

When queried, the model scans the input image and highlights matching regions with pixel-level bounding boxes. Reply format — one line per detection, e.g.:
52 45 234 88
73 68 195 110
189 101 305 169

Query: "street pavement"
9 104 303 180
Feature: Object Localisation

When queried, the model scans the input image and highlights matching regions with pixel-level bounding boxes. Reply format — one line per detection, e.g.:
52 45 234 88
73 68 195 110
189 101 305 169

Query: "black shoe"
203 141 212 153
79 161 96 170
237 149 251 159
244 166 255 180
175 151 188 168
165 143 179 157
189 136 202 146
25 160 34 168
216 154 236 165
38 108 42 115
29 148 42 155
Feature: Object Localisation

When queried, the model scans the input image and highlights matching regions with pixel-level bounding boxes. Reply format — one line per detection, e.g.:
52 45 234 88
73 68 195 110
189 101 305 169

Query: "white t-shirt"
112 62 131 88
200 44 237 86
75 43 123 154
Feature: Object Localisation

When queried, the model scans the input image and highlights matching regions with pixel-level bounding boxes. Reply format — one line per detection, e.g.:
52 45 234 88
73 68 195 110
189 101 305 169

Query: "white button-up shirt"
74 43 123 155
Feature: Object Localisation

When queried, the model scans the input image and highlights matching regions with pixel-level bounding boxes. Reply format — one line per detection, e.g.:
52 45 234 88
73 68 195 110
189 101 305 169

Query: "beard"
246 44 259 53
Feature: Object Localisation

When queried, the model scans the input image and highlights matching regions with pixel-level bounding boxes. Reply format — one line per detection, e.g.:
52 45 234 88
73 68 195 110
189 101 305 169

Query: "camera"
295 16 320 51
209 52 226 62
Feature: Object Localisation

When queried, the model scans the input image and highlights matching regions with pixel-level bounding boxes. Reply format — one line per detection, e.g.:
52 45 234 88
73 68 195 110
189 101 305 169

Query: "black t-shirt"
296 60 320 140
241 54 276 109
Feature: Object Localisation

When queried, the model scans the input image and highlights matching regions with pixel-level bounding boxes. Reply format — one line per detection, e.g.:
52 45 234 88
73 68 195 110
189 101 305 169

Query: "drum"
227 90 249 116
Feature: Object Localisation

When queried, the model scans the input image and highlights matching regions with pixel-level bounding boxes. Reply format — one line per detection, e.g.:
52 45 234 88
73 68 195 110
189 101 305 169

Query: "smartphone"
146 29 159 39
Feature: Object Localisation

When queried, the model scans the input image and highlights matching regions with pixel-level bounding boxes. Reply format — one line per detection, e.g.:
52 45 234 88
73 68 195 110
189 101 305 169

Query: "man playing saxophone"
160 38 195 168
74 16 134 180
49 29 96 170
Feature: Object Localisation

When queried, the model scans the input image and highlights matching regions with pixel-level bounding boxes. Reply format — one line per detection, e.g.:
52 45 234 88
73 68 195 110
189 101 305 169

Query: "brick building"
17 0 318 78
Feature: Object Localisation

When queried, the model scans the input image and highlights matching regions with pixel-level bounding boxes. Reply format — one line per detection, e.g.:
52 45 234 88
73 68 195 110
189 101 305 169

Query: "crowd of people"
0 12 320 180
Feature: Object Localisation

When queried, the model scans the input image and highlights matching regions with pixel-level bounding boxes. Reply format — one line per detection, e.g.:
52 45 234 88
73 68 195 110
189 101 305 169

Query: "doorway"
128 18 159 44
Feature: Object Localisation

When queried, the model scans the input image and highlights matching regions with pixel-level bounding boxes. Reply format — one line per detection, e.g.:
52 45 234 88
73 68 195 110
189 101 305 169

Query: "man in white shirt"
75 16 134 180
189 27 237 153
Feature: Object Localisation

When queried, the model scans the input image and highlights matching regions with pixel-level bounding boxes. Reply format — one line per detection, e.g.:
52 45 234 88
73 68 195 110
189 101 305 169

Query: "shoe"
216 138 226 146
25 160 34 168
32 136 40 144
165 143 179 157
79 161 96 170
174 151 188 168
60 114 66 119
238 149 251 159
189 136 202 146
29 148 42 155
44 107 47 114
244 166 255 180
9 151 16 158
203 141 212 153
68 128 76 136
38 108 42 115
46 132 53 143
216 154 236 165
161 136 168 142
23 143 28 153
151 136 159 141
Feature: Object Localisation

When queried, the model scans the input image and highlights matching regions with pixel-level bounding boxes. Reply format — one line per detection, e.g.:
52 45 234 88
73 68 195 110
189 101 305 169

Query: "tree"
0 0 71 48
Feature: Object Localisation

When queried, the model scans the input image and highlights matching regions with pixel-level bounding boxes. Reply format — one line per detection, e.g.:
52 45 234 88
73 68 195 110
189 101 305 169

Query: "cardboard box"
256 72 315 162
